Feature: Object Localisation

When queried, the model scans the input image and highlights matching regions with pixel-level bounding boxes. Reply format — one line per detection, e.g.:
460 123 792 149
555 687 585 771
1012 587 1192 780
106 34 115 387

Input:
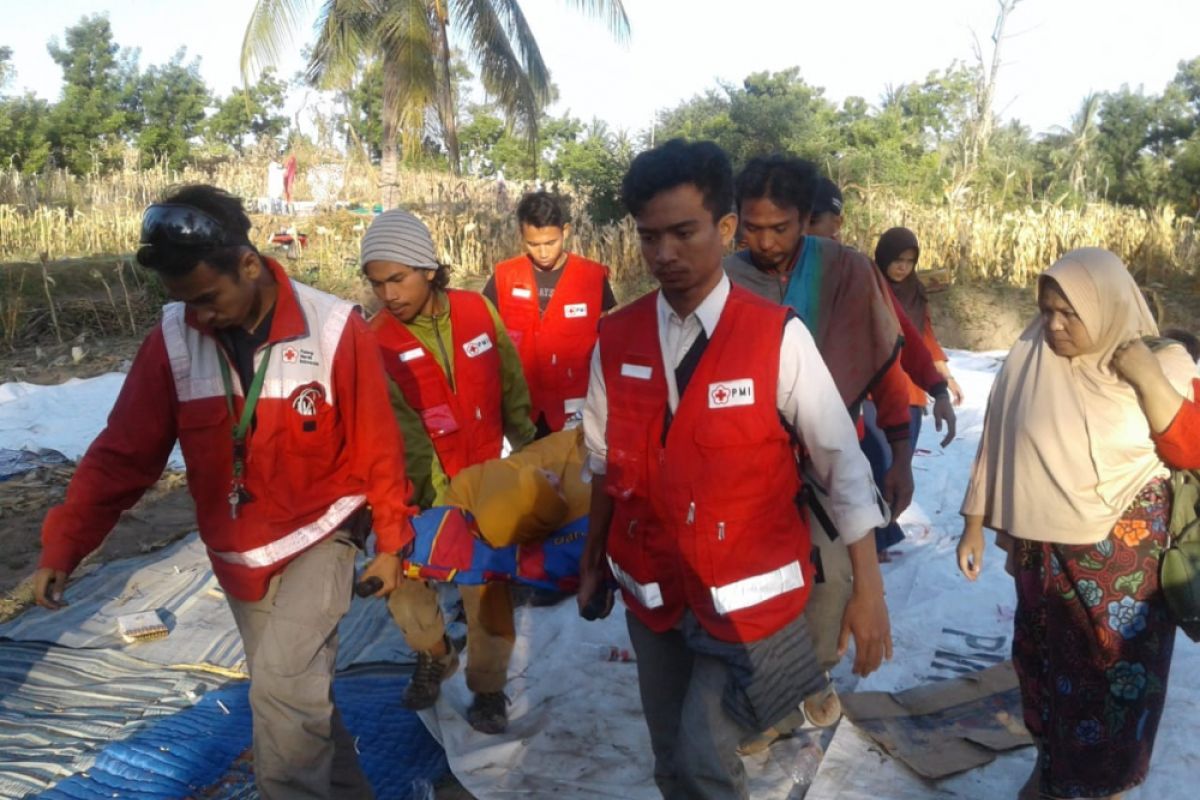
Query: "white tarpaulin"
4 351 1199 799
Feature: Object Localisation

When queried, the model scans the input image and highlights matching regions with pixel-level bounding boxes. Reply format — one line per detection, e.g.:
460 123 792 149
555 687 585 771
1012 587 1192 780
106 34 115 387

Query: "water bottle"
774 738 823 798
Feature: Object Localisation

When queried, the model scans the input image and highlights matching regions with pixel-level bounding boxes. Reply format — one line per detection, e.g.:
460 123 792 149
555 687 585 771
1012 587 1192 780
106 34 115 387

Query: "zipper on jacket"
686 501 695 525
432 311 455 392
627 519 638 538
717 521 726 541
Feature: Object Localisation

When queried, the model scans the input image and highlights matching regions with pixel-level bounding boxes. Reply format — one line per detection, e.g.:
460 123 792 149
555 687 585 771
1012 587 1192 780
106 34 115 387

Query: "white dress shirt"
582 274 885 544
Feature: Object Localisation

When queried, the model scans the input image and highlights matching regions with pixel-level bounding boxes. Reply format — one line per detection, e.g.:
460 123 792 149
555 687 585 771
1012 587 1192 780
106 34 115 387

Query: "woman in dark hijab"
875 227 963 443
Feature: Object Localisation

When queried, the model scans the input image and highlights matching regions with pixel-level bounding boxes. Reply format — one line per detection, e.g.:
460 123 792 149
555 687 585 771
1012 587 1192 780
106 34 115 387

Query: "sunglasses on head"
139 203 239 250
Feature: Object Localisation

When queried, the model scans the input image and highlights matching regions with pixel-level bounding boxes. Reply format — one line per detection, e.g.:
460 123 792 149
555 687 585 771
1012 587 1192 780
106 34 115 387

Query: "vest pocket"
420 403 461 438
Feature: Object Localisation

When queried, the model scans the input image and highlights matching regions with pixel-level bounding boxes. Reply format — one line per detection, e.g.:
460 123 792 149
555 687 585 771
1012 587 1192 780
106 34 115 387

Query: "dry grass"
846 195 1200 286
2 157 1199 345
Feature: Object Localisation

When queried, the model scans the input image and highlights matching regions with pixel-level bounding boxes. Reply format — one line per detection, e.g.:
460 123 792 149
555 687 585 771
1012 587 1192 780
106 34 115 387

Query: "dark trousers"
861 401 905 552
626 611 752 800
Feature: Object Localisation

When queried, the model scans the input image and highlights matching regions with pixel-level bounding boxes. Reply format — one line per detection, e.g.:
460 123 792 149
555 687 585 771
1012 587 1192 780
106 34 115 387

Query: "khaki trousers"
227 534 373 800
388 578 515 694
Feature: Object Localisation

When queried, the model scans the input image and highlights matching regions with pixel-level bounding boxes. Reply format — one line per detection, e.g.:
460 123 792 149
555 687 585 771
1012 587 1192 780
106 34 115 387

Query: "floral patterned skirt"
1012 479 1177 799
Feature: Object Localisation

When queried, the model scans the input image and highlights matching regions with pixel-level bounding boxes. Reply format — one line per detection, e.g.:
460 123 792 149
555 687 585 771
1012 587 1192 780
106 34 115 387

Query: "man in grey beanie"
361 209 536 734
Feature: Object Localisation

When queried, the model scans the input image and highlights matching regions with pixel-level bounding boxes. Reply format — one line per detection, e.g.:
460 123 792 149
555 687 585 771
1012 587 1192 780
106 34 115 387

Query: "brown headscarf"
875 227 927 328
962 248 1196 544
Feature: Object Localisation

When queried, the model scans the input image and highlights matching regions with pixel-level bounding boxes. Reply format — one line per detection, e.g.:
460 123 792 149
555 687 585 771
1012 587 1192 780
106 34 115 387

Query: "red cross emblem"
711 385 730 405
282 346 298 363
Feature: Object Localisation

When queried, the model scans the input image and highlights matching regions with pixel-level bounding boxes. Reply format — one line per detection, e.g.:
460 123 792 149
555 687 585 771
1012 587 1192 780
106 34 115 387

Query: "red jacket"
371 289 505 477
888 286 946 402
40 259 416 602
494 254 607 431
1153 379 1200 469
601 287 811 644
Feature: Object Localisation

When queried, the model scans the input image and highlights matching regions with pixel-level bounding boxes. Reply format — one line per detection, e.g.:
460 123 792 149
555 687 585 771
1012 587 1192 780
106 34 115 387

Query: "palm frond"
453 0 543 139
376 0 440 151
307 0 378 88
240 0 318 83
558 0 630 45
485 0 551 101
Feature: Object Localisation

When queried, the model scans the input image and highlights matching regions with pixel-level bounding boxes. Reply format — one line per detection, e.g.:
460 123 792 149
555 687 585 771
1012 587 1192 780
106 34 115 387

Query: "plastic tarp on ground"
0 376 181 467
0 534 413 673
0 639 444 800
6 354 1200 799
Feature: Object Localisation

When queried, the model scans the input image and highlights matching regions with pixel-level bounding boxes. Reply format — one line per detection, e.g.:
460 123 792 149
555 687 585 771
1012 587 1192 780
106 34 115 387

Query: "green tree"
549 119 632 224
125 50 211 167
45 15 129 174
656 69 838 165
1044 92 1104 200
240 0 630 205
1097 86 1161 206
0 93 52 173
208 69 289 153
0 46 13 90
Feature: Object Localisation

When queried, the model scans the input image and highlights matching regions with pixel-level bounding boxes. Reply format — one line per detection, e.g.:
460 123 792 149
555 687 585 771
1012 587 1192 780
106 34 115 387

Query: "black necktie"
663 329 710 440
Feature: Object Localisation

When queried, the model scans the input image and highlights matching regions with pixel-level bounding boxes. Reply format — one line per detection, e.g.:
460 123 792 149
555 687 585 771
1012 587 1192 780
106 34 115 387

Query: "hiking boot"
402 640 458 711
467 691 509 734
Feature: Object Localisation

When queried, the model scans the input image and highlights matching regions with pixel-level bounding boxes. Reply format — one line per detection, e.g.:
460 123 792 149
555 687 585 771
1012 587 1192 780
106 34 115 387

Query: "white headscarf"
963 248 1196 544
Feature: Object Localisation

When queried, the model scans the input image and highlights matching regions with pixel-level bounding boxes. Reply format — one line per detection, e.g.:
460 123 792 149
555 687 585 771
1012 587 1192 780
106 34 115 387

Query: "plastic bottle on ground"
773 738 823 798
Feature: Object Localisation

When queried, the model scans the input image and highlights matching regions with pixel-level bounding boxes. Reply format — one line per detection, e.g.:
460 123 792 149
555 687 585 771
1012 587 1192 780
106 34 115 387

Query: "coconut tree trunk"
380 64 401 209
433 6 461 174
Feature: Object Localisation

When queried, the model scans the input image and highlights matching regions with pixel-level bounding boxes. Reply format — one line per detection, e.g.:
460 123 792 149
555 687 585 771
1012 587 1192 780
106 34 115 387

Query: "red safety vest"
372 290 505 477
600 286 812 643
494 254 607 431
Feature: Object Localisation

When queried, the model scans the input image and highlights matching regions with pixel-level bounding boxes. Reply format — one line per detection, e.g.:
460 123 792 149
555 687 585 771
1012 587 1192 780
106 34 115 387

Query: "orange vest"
600 286 812 643
494 254 607 431
372 290 504 477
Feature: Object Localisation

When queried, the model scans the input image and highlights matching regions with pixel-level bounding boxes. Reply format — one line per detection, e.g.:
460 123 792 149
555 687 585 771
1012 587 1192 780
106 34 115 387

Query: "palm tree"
1051 92 1102 198
241 0 629 205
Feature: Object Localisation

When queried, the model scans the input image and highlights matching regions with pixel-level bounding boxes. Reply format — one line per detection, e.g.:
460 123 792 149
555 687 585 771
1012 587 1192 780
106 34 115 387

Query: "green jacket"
386 290 536 509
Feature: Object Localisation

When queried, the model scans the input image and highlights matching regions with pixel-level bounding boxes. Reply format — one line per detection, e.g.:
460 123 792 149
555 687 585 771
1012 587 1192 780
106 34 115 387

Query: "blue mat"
34 664 447 800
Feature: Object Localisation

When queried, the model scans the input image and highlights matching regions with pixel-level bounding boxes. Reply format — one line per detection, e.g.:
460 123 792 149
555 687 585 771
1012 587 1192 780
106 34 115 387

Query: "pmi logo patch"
708 378 754 409
462 333 494 358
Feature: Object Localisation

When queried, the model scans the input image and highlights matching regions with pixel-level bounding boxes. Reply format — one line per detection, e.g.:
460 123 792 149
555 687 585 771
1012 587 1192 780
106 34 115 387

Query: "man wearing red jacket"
33 185 415 800
579 140 891 799
485 191 617 435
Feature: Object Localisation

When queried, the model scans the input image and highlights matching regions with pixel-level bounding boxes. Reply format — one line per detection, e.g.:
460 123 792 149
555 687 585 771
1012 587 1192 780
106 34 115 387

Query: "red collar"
185 257 308 342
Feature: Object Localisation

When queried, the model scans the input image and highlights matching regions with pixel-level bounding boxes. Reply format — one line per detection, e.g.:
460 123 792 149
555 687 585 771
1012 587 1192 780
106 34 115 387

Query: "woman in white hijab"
957 248 1195 800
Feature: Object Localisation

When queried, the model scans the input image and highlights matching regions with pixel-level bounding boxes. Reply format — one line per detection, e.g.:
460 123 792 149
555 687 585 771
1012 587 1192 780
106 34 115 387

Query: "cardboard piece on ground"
839 660 1031 780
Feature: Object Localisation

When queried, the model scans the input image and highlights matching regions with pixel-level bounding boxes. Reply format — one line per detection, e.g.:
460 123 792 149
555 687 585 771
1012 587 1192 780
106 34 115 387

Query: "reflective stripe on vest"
710 559 804 616
209 493 366 567
607 555 664 610
161 281 350 405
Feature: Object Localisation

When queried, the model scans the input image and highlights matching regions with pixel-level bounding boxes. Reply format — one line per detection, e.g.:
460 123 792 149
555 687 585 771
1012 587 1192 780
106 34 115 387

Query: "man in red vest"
363 208 536 734
485 191 617 436
578 141 892 799
33 185 416 800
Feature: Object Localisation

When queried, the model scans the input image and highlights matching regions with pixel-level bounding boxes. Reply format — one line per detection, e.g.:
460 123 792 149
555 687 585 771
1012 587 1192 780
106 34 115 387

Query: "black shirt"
218 307 275 392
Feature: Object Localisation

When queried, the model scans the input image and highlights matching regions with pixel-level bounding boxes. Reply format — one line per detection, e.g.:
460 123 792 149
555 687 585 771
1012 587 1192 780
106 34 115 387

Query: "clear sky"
5 0 1200 138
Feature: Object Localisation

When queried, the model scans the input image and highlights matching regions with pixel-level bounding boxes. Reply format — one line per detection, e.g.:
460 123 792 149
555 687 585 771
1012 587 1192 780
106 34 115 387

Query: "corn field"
2 157 1199 347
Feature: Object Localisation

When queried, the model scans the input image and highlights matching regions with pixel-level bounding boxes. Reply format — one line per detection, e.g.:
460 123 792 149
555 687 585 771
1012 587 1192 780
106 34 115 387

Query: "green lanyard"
217 344 273 519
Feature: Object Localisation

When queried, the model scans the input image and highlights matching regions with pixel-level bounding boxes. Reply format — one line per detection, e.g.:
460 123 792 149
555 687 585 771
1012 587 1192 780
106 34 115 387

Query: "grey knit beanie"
360 208 440 270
